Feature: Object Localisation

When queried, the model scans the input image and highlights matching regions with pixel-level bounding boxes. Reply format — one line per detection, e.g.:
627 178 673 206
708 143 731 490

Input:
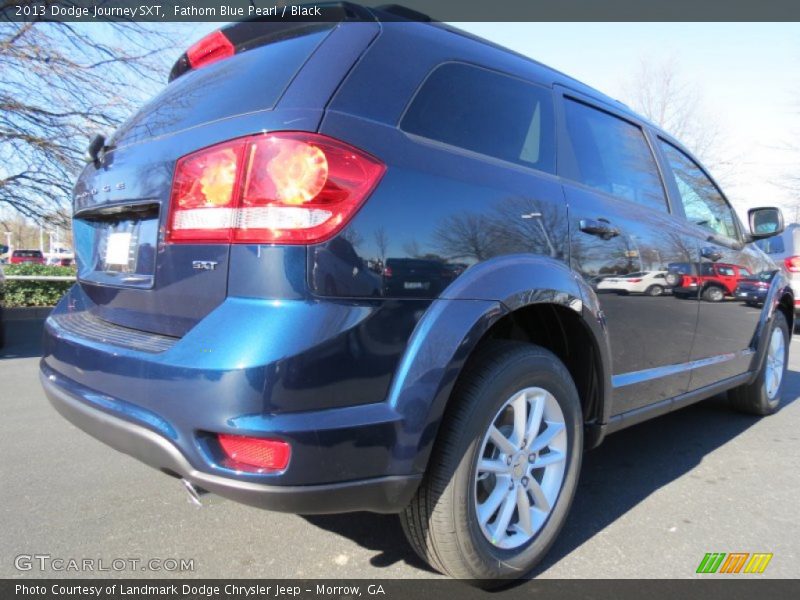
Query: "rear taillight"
627 278 642 283
218 434 291 472
383 266 393 278
186 30 235 70
167 132 385 244
785 256 800 273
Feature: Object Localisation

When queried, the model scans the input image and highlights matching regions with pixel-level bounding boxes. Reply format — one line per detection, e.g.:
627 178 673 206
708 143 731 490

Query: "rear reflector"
186 30 235 70
218 434 290 472
785 256 800 273
167 132 385 244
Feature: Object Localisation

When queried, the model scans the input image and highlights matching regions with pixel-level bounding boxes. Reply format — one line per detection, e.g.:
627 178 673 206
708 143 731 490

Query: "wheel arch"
385 255 614 478
749 271 794 379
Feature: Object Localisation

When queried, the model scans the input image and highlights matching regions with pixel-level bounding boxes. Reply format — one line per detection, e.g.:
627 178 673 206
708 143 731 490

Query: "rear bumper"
41 367 420 514
671 285 698 296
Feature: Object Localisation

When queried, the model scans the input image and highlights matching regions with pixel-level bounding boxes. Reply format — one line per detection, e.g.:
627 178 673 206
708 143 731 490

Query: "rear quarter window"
112 27 333 146
400 62 556 174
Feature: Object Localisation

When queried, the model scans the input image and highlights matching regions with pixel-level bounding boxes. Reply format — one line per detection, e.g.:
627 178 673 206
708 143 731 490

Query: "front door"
654 138 773 389
557 90 700 415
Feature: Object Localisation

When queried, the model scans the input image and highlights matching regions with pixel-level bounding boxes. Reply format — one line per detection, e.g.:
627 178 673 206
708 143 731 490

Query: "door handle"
700 246 723 262
579 218 620 238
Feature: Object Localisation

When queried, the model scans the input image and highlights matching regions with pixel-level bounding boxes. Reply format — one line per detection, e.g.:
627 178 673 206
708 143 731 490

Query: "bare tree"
433 213 498 261
621 57 733 179
373 226 389 262
402 239 421 258
0 7 177 222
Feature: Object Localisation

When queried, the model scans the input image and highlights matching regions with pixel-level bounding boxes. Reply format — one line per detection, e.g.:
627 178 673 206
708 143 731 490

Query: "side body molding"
384 254 614 476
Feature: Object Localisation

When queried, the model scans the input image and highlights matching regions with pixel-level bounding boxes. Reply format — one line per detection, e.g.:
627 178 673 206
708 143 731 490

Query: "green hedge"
1 264 76 308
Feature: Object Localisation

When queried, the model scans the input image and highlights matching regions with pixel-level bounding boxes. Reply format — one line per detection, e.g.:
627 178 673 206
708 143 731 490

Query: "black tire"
729 311 789 416
645 284 664 297
400 341 583 584
703 286 725 302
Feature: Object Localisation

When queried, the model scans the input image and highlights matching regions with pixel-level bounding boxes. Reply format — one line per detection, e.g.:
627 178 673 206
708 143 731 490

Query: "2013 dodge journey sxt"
41 6 793 583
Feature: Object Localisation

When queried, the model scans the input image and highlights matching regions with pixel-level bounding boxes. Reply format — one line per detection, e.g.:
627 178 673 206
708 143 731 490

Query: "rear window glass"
112 27 332 146
755 235 785 254
13 250 42 257
401 63 556 174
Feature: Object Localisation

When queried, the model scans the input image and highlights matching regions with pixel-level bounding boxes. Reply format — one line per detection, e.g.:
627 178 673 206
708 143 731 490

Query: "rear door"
557 88 700 414
71 22 377 337
654 138 773 389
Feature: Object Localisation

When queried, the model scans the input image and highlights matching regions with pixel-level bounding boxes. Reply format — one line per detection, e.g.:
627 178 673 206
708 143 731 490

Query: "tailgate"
71 21 378 338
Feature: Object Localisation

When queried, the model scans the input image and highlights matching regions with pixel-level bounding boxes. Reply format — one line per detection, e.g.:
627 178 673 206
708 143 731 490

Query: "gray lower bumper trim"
40 371 420 514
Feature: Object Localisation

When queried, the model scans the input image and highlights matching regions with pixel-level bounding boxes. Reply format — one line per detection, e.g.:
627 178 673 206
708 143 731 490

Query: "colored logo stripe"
720 553 749 574
697 552 773 574
744 553 773 574
697 553 726 573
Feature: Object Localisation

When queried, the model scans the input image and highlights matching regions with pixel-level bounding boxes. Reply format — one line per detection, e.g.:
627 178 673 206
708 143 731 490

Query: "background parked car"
45 255 75 267
10 249 45 265
735 270 776 307
382 258 456 296
755 223 800 315
672 262 751 302
596 270 669 295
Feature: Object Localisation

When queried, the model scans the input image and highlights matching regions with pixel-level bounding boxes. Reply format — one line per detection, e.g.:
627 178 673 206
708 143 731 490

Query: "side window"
562 98 667 212
717 266 736 276
659 140 738 240
401 63 555 173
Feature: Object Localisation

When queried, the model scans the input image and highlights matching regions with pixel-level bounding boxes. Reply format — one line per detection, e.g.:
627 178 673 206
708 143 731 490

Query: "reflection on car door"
656 138 774 389
558 89 700 414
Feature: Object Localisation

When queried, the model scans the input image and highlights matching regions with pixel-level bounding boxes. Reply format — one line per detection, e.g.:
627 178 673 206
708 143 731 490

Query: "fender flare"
749 270 793 381
384 255 614 476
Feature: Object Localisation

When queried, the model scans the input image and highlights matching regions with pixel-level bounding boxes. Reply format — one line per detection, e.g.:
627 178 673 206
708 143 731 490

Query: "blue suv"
41 9 793 582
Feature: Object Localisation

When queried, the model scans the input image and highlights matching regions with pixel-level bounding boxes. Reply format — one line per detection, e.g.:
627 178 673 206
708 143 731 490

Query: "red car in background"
671 262 752 302
9 250 45 265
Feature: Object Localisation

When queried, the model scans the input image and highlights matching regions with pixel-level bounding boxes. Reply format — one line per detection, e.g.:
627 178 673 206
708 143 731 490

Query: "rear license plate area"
77 205 159 289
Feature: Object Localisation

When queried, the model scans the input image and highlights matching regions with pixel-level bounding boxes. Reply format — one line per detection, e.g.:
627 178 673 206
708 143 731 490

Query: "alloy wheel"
474 387 567 550
765 326 786 399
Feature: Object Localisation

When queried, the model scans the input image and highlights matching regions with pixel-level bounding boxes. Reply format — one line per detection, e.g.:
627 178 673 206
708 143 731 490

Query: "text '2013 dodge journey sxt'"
41 8 793 583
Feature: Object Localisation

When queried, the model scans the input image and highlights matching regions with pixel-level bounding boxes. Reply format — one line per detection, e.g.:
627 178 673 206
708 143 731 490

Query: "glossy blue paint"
41 17 790 515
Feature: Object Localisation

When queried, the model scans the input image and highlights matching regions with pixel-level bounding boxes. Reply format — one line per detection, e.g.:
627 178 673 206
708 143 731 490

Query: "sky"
127 21 800 224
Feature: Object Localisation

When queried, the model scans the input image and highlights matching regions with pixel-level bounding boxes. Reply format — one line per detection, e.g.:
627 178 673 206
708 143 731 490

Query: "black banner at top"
3 0 800 22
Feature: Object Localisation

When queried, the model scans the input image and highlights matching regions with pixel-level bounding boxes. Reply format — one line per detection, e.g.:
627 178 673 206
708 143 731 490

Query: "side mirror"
748 207 784 240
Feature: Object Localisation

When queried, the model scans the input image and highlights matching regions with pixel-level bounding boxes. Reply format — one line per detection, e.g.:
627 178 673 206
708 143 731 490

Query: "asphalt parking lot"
1 318 798 579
